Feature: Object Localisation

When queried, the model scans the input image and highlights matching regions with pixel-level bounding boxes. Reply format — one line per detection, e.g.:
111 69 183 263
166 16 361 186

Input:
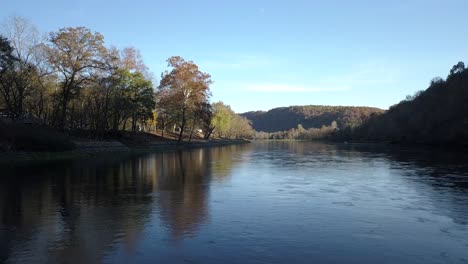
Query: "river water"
1 142 468 264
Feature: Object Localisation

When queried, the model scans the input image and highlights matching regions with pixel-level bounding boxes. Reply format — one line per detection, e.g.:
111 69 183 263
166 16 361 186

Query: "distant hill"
241 105 384 132
346 62 468 145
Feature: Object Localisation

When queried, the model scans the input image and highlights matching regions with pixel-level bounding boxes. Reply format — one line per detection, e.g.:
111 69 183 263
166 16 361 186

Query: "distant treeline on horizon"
243 62 467 145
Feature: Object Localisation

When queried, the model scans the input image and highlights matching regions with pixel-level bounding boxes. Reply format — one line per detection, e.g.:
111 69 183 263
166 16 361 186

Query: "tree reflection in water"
1 142 467 264
0 145 248 263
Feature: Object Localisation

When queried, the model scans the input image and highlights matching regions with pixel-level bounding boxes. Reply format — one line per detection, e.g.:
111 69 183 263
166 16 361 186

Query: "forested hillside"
344 62 468 145
241 105 383 132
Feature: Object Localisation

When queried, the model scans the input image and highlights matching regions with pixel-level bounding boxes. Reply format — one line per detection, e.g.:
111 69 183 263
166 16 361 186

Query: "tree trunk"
60 93 67 130
188 121 195 142
131 115 137 133
204 127 214 140
160 121 165 138
178 108 186 143
123 118 128 131
59 80 73 131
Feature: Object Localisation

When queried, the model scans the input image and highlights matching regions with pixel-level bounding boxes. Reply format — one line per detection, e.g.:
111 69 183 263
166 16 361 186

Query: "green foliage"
212 102 232 137
254 121 338 140
210 101 254 139
127 71 156 132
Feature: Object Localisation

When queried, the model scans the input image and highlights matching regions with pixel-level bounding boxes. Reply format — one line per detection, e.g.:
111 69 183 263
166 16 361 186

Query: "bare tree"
0 16 42 119
2 16 40 64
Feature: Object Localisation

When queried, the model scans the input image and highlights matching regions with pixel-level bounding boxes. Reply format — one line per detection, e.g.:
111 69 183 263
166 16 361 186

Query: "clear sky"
1 0 467 113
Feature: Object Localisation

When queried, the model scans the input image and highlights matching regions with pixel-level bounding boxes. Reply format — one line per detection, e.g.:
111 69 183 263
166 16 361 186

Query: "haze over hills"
241 105 384 132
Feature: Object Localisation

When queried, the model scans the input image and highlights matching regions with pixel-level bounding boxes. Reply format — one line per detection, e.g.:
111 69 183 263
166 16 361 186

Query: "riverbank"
0 138 250 164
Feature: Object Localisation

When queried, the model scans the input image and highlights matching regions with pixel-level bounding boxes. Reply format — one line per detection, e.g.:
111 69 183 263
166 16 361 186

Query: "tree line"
336 61 468 145
241 105 384 133
0 16 253 142
241 62 468 145
254 122 338 140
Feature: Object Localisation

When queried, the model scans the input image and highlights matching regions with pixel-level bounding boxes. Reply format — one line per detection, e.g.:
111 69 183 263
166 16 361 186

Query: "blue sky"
1 0 467 112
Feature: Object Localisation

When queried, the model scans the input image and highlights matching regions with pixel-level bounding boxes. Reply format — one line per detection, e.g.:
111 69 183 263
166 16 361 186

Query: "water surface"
1 142 468 263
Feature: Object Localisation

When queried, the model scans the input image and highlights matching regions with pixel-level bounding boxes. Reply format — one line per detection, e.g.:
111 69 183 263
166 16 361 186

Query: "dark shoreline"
0 139 251 164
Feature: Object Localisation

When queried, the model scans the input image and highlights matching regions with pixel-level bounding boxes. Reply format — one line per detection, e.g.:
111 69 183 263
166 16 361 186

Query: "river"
1 142 468 263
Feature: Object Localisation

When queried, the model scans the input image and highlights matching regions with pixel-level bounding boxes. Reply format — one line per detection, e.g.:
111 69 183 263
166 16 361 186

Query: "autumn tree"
119 46 151 78
228 115 254 139
158 56 212 142
45 27 108 130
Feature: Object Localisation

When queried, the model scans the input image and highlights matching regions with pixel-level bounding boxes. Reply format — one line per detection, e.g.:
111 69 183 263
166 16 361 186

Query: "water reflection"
0 145 248 263
0 159 153 263
0 142 468 264
153 150 211 240
256 142 468 228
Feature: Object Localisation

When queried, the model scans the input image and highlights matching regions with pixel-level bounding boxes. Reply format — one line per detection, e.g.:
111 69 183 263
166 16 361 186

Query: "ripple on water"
332 201 355 207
